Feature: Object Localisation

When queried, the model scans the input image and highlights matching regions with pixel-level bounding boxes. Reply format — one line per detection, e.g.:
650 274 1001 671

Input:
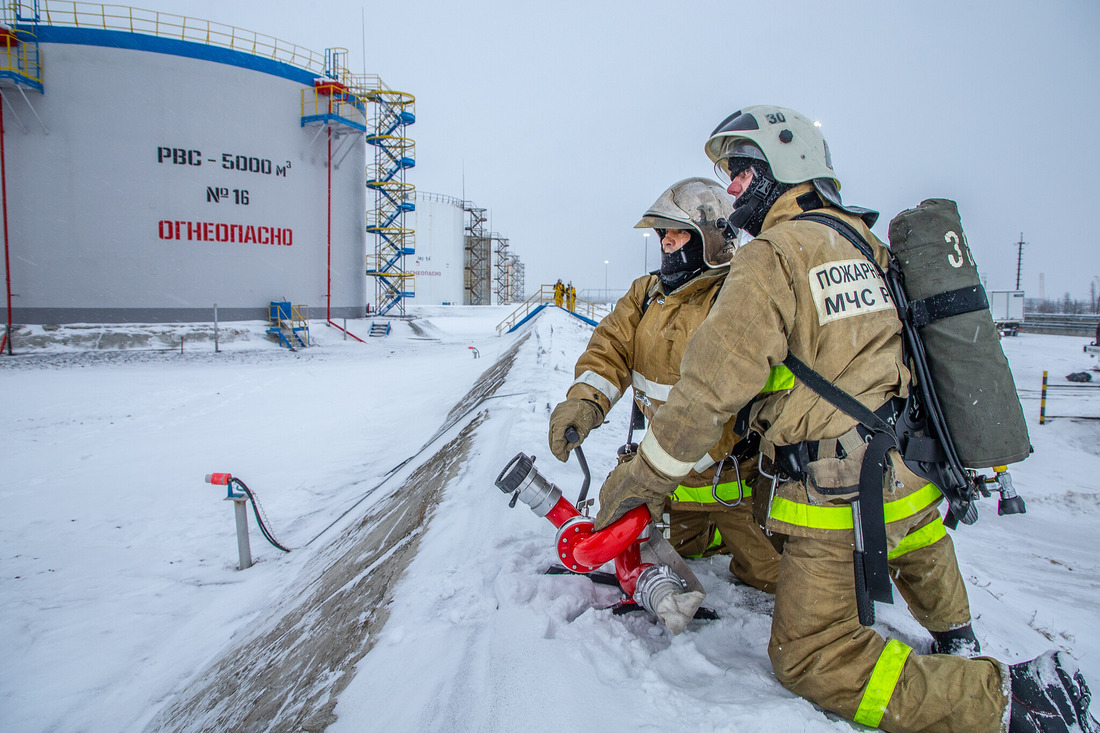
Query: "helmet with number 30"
704 105 838 188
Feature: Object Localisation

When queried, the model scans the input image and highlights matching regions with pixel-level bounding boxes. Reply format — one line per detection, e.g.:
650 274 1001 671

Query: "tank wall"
2 35 366 323
409 196 465 305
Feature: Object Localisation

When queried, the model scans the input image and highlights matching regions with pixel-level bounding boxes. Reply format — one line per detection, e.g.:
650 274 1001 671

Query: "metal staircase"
363 87 416 317
0 13 42 94
267 302 310 350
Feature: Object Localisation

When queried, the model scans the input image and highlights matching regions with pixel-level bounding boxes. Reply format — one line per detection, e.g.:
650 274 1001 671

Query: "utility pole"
1015 233 1026 290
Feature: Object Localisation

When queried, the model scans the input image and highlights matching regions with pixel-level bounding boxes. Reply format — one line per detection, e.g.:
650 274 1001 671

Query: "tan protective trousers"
769 507 1008 732
669 500 781 594
889 510 972 632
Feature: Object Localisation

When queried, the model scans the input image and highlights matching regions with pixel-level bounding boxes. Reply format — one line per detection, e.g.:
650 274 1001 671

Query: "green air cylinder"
888 199 1031 468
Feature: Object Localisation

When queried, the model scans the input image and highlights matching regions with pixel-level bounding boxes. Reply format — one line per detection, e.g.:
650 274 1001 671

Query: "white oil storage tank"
408 191 465 305
0 4 391 324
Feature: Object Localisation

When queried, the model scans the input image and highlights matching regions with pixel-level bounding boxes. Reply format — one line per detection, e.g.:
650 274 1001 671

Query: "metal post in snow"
214 304 219 353
343 317 347 340
1040 371 1048 425
231 495 253 570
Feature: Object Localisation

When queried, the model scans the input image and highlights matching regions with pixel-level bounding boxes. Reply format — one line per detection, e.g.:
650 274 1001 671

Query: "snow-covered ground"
2 307 1098 731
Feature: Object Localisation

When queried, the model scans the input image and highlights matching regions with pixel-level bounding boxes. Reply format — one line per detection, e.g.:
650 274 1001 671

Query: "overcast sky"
134 0 1099 301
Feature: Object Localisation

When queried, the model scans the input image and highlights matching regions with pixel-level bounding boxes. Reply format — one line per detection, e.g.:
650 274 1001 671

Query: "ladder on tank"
362 85 416 317
300 48 367 154
0 17 47 135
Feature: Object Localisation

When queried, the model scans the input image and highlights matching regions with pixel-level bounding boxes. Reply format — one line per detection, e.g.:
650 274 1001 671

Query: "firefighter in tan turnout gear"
548 177 781 592
593 106 1098 733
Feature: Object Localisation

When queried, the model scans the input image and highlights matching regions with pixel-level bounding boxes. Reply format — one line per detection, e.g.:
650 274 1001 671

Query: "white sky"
128 0 1099 299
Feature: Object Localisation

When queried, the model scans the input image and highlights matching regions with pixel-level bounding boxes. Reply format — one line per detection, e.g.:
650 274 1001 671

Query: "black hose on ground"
231 478 292 553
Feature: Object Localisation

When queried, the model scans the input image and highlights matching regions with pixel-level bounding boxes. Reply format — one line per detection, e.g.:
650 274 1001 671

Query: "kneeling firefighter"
592 106 1097 732
548 177 782 593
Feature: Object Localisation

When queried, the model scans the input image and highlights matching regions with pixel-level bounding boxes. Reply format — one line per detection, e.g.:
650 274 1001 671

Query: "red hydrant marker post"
205 472 252 570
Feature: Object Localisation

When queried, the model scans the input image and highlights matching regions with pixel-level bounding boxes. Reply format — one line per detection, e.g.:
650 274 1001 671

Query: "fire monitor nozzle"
495 453 563 518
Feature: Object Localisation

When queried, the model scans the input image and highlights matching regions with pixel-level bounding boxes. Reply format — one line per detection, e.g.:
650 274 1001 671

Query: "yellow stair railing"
0 24 42 89
495 285 609 335
495 285 554 335
267 301 309 349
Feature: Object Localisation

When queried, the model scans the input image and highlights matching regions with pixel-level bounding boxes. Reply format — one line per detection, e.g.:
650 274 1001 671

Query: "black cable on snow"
232 478 292 553
302 391 524 548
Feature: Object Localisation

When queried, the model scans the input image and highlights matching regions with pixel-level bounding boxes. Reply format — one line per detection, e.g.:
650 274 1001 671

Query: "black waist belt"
772 397 902 480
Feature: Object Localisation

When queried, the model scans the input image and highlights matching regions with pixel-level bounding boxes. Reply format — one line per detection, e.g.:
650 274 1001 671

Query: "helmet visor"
709 110 761 136
712 140 767 181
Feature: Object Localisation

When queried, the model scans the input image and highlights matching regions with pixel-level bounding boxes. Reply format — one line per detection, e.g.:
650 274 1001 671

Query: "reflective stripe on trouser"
769 481 942 531
667 500 780 594
672 479 752 504
768 513 1006 732
888 511 972 634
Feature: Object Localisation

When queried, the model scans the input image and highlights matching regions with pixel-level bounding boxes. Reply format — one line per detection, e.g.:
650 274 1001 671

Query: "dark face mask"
726 159 790 237
658 231 707 290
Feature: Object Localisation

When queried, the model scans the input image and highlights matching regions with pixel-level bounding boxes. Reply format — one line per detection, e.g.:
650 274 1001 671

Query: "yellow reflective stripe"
770 495 852 530
883 483 942 522
888 516 947 559
761 365 795 393
672 480 752 503
769 483 941 531
854 640 913 727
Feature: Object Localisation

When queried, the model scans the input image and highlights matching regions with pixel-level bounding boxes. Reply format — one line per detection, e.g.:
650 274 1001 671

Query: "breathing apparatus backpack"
782 198 1031 624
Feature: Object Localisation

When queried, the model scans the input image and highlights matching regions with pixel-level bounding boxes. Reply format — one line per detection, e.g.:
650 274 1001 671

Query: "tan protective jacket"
637 184 936 539
567 268 742 490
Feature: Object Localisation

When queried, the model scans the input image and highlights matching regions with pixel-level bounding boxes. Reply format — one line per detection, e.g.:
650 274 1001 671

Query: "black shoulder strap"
781 353 895 437
792 212 883 274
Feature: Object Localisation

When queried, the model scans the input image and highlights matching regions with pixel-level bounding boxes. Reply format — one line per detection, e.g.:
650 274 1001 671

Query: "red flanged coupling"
555 505 651 573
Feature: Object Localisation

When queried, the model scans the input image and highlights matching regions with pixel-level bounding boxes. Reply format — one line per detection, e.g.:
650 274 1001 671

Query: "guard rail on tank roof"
416 191 465 207
12 0 383 80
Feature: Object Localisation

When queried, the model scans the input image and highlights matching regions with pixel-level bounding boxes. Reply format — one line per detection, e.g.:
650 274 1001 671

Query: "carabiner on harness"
756 452 794 529
710 456 744 508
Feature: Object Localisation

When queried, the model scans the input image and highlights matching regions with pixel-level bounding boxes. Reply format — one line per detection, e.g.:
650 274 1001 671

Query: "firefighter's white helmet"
705 105 838 189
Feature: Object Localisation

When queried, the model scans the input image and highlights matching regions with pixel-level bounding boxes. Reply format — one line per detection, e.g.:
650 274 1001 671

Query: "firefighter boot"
1009 651 1099 732
930 623 980 657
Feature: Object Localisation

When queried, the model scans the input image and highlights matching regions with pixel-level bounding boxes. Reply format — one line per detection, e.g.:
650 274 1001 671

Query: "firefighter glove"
594 451 678 530
548 398 604 462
